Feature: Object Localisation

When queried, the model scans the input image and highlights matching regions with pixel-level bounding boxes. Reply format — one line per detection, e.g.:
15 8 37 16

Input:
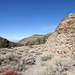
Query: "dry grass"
41 52 54 61
37 54 75 75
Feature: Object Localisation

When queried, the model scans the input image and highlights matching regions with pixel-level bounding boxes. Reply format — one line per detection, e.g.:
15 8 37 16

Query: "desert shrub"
36 66 47 75
41 52 53 61
37 57 74 75
25 41 30 46
34 39 40 45
25 41 35 46
25 56 36 65
0 53 16 65
29 45 34 48
6 53 15 61
10 42 23 47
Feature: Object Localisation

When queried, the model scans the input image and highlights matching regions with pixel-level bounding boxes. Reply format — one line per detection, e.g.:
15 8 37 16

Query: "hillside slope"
0 37 10 48
18 33 52 44
0 36 23 48
25 33 52 46
46 13 75 52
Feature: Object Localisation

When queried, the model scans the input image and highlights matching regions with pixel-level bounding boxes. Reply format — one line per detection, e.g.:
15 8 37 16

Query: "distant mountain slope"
0 36 23 48
18 34 44 44
18 33 52 45
25 33 52 46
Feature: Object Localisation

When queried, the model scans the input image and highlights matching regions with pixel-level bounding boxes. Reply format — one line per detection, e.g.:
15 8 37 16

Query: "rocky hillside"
46 13 75 52
0 36 23 48
0 37 10 48
18 33 52 44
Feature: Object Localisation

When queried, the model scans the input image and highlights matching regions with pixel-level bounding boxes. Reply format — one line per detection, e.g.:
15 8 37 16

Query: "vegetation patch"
0 37 23 48
37 56 74 75
41 52 53 61
29 45 34 48
25 35 50 46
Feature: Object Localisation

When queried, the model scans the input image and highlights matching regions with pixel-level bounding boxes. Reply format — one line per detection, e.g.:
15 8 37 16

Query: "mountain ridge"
18 33 52 44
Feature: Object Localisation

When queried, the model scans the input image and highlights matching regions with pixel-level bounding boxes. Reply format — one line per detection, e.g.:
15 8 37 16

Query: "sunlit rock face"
46 13 75 52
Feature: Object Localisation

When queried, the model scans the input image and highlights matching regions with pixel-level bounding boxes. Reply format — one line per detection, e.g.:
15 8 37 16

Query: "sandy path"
22 56 41 75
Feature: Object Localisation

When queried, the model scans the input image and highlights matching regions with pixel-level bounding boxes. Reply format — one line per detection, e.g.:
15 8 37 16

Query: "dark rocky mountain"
0 36 23 48
18 33 52 44
0 37 10 48
46 13 75 52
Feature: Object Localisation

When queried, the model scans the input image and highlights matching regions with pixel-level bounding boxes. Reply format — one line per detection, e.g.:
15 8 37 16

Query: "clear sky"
0 0 75 41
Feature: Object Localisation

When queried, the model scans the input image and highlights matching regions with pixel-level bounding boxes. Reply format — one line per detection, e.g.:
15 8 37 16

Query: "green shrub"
10 42 23 47
29 45 34 48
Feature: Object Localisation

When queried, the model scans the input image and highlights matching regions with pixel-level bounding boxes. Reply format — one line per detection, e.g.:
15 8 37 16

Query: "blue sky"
0 0 75 41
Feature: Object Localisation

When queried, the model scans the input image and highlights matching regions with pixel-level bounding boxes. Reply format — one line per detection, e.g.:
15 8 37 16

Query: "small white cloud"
42 25 57 30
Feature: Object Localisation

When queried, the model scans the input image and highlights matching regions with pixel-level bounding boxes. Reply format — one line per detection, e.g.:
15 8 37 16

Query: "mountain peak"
69 13 75 18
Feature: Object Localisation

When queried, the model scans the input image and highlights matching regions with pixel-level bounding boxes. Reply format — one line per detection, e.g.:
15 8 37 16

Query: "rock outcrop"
46 13 75 52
